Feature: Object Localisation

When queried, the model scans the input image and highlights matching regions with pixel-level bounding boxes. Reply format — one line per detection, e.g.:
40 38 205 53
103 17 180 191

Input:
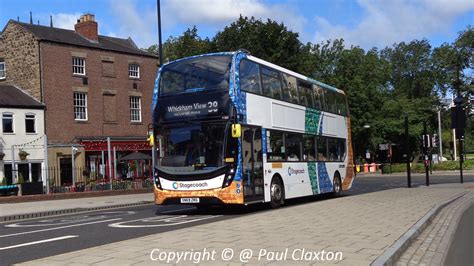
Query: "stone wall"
0 21 41 101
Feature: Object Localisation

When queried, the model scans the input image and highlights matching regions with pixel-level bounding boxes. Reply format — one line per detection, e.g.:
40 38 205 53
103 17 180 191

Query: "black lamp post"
157 0 163 66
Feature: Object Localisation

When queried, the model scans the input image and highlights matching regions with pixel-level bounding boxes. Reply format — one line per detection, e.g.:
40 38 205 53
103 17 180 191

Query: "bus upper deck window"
240 60 262 95
282 74 299 104
313 85 325 111
298 81 313 108
261 67 282 100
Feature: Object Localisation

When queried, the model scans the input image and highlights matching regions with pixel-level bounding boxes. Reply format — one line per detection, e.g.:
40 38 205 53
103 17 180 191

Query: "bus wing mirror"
232 124 241 138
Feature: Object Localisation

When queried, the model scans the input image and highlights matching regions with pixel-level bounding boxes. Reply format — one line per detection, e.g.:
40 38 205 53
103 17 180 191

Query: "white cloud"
53 13 82 30
108 0 157 48
103 0 307 48
167 0 268 23
164 0 307 37
313 0 474 49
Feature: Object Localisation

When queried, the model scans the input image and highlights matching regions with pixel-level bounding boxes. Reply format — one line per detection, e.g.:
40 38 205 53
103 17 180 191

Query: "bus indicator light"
232 124 241 138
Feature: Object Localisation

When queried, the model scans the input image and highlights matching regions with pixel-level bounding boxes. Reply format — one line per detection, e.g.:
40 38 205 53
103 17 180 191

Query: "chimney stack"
74 13 98 42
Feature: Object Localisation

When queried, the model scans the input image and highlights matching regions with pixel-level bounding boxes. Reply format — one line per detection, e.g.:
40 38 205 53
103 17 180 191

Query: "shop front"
78 137 152 181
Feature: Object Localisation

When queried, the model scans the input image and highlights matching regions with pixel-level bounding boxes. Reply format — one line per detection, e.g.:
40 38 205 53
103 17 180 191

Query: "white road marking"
160 207 196 214
5 211 135 228
0 218 121 238
0 235 78 250
109 215 221 228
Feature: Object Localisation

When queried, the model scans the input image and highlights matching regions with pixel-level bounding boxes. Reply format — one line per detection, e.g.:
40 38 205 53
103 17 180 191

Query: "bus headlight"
222 166 235 188
154 171 162 190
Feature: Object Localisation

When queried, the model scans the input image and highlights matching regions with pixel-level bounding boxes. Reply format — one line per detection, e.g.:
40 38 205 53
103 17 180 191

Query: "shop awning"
119 152 152 161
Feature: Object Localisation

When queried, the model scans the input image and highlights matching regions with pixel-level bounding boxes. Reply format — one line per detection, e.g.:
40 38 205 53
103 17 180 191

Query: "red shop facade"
77 137 152 180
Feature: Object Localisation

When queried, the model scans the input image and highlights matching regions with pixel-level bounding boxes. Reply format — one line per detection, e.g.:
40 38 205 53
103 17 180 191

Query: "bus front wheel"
270 176 284 208
333 173 342 197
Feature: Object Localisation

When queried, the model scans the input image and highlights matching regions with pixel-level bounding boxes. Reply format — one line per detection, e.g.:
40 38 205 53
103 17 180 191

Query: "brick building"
0 14 158 185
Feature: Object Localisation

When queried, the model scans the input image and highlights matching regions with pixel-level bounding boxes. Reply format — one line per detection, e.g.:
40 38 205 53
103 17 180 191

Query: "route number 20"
208 101 218 113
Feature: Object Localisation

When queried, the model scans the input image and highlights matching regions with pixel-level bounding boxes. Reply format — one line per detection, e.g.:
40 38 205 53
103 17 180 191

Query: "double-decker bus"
152 51 354 208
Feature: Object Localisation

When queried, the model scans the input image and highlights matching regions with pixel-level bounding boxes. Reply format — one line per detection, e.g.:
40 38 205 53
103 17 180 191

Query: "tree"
433 26 474 153
213 16 305 73
146 26 212 63
433 26 473 96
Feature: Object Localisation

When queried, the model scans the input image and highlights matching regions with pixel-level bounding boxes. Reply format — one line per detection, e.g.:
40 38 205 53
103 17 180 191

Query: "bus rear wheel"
270 176 284 208
333 174 342 197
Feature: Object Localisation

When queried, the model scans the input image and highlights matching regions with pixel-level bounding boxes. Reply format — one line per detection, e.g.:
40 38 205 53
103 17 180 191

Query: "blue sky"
1 0 473 50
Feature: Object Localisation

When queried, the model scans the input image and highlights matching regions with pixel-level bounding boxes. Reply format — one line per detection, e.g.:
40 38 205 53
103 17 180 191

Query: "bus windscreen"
158 122 229 175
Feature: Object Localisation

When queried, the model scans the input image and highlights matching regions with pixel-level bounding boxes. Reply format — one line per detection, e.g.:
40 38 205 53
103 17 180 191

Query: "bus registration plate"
181 198 200 203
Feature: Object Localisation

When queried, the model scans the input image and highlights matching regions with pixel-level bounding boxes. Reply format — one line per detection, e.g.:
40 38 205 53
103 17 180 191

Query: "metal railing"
1 166 154 196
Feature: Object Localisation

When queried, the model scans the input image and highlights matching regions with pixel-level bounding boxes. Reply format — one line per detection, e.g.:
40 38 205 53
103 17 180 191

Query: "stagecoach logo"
288 167 305 176
172 181 209 189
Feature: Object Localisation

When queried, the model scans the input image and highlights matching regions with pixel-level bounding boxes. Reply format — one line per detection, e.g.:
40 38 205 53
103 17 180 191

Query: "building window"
130 96 141 122
2 113 13 133
0 61 5 79
129 64 140 78
72 57 85 75
74 92 88 121
25 114 36 133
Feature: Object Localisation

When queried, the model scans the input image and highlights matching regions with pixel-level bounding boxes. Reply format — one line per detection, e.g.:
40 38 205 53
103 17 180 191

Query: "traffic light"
432 134 439 148
451 96 467 131
422 134 431 148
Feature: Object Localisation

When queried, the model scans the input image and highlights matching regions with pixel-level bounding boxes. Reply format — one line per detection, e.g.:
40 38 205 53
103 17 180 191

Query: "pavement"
396 188 474 265
9 180 473 265
0 193 154 221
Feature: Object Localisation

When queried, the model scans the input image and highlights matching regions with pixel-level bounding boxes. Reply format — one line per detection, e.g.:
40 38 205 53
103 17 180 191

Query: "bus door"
242 127 264 202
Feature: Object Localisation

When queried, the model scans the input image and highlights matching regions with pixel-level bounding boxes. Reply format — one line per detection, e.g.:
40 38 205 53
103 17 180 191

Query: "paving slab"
395 190 474 266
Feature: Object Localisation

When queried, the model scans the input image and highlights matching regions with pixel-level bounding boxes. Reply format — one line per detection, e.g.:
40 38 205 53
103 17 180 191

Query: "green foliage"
146 26 213 63
213 16 305 72
389 160 474 173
